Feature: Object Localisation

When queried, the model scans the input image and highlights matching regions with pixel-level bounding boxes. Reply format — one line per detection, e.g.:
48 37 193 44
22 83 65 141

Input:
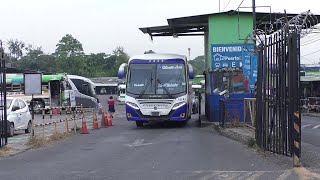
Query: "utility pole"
252 0 257 52
219 0 221 12
252 0 256 32
188 48 191 61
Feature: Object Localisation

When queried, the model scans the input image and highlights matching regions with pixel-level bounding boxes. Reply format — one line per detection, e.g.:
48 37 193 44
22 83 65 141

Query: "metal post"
73 108 77 133
198 93 201 127
252 0 257 51
31 94 35 137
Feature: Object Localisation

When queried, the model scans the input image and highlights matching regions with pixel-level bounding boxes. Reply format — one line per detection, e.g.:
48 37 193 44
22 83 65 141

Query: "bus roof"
5 74 65 84
67 75 95 85
129 53 186 63
118 84 126 88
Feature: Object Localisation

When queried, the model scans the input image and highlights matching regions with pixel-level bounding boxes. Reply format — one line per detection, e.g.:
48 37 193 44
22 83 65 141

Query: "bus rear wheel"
136 121 143 127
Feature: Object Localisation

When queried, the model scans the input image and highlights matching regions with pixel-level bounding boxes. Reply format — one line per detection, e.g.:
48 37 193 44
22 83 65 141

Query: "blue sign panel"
250 55 258 90
211 44 243 68
211 43 257 91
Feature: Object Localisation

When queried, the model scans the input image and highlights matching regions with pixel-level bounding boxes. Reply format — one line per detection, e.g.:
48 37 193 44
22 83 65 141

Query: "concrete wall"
207 13 253 68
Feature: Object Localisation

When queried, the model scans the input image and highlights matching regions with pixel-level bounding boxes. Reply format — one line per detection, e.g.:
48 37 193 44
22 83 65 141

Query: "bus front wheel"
136 121 143 127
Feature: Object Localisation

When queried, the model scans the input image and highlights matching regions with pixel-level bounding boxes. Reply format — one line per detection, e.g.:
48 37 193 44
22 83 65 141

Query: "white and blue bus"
118 54 194 127
117 84 126 102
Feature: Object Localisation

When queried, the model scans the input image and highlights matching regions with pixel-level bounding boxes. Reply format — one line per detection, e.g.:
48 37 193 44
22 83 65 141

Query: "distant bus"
4 74 98 109
66 75 98 108
118 53 194 127
117 84 126 102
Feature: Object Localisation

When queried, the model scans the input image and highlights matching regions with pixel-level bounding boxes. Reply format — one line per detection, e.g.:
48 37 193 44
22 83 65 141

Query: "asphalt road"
0 96 311 180
301 115 320 168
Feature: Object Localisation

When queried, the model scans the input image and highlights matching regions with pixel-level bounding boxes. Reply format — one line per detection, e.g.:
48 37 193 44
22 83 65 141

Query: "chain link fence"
219 99 244 128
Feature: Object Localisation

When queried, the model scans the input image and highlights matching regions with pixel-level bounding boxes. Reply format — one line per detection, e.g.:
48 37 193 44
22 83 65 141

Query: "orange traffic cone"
93 112 99 129
100 112 107 128
53 106 58 115
81 113 89 134
107 113 113 126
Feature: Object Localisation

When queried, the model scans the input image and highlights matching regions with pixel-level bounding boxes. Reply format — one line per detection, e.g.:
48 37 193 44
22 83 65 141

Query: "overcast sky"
1 0 320 63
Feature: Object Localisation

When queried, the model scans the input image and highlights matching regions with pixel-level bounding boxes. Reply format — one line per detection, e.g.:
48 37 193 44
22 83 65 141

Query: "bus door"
49 80 62 107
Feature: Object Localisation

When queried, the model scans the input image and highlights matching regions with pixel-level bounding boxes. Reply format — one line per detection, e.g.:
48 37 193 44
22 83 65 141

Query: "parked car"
1 97 32 137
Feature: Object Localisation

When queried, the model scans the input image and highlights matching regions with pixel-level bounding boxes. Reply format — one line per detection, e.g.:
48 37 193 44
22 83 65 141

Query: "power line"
302 48 320 57
301 37 320 46
235 0 245 11
223 0 231 11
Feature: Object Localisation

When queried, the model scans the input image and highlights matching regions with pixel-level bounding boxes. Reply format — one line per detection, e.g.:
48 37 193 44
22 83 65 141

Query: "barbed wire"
244 10 319 55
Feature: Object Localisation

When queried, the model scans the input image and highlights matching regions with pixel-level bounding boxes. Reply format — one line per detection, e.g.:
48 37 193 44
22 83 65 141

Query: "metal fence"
255 30 301 158
0 41 8 147
219 99 244 128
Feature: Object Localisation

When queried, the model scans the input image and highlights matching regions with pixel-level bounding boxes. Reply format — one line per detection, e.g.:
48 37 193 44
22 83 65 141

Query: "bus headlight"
126 102 139 110
172 102 186 110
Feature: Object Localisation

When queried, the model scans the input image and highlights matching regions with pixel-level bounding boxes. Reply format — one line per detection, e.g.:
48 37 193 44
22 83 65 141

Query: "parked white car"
4 97 32 137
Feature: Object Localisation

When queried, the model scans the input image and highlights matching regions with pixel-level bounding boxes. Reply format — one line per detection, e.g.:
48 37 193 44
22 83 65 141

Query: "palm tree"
7 39 25 60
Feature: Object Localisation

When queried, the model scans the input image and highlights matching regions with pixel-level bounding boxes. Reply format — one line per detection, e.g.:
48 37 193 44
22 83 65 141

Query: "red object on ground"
93 112 99 129
81 113 89 134
100 112 107 128
53 106 58 115
107 113 113 126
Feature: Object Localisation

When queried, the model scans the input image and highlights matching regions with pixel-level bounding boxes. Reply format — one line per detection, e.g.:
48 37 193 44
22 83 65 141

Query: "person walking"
107 96 115 116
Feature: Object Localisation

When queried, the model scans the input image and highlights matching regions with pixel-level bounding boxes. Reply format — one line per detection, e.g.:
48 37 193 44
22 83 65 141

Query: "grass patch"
26 136 49 148
247 137 257 148
0 146 13 156
48 132 68 142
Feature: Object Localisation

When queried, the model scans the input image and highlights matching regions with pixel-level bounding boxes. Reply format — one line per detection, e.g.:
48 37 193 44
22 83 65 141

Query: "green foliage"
189 55 205 75
8 35 129 77
7 39 25 59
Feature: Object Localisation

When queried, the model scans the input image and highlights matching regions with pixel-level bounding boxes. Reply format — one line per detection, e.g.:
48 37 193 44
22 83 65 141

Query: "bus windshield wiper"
138 75 153 98
156 79 173 98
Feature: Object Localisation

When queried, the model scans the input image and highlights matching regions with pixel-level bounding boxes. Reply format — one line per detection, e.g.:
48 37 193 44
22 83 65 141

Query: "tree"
189 55 205 75
6 39 26 60
54 34 85 74
55 34 84 57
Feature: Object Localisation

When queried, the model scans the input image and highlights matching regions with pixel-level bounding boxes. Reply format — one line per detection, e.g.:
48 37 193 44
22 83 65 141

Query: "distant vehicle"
66 75 98 108
100 88 107 95
191 84 202 114
118 53 194 127
6 74 67 110
117 84 126 102
5 74 98 109
1 97 32 137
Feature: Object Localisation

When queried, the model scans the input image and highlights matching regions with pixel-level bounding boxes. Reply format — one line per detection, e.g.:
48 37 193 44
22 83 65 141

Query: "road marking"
302 124 312 129
276 169 292 180
199 172 222 180
126 139 153 147
312 125 320 129
247 171 265 180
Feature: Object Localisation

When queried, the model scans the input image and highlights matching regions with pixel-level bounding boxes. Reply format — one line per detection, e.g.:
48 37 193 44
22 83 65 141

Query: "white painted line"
247 171 265 180
312 125 320 129
126 139 153 147
302 124 312 129
199 172 222 180
277 170 292 180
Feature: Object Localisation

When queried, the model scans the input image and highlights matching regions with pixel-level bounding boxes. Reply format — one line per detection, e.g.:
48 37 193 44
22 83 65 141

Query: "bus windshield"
127 63 186 97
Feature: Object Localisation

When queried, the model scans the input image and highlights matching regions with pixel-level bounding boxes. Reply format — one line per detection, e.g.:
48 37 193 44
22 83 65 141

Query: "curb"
212 123 255 145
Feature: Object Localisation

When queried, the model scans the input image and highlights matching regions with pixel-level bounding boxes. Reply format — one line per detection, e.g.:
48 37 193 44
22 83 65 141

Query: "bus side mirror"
118 63 127 79
188 64 194 79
